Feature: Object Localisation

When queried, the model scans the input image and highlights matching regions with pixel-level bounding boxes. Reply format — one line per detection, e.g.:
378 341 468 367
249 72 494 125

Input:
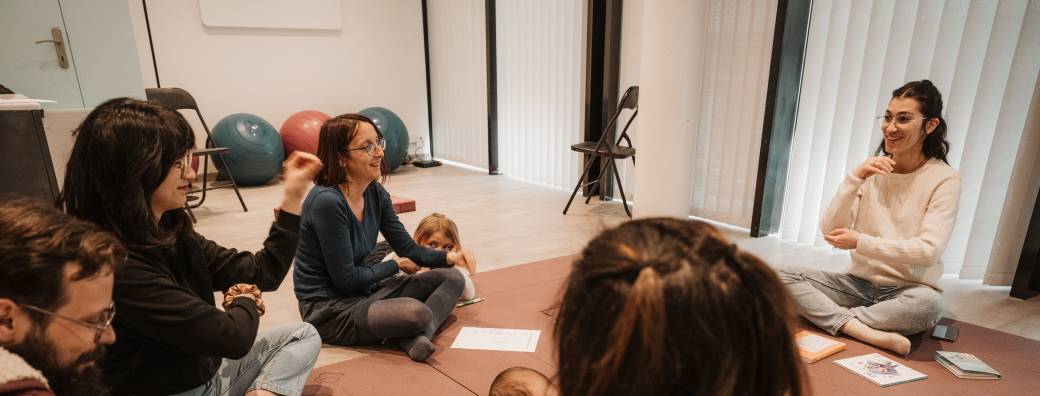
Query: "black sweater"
101 213 301 395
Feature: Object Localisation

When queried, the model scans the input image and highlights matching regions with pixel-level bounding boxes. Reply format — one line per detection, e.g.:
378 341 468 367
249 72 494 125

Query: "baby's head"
414 213 461 252
489 367 557 396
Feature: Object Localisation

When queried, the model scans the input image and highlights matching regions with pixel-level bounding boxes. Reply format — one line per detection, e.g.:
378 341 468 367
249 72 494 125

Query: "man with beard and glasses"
0 200 125 396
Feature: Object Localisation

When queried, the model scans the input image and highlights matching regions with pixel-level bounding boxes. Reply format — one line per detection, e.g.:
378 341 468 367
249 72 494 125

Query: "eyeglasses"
19 302 116 344
174 153 193 179
876 113 929 130
348 138 386 156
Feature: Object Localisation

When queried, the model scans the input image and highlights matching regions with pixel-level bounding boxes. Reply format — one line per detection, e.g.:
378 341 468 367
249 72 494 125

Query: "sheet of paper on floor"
450 327 540 353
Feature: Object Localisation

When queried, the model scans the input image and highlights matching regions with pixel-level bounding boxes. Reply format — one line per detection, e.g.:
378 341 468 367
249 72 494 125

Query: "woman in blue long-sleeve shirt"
293 114 476 362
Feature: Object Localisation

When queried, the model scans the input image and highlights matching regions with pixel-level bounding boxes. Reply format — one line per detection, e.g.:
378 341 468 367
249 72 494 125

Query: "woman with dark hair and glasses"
59 98 324 396
778 80 961 355
293 114 476 362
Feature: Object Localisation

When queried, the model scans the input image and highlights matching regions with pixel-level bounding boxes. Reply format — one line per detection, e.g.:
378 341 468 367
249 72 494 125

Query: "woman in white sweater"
778 80 961 355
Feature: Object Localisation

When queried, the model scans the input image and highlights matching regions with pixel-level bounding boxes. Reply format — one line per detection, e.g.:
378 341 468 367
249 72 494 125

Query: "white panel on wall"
426 0 489 169
779 0 1040 281
615 0 777 228
198 0 342 30
496 0 585 190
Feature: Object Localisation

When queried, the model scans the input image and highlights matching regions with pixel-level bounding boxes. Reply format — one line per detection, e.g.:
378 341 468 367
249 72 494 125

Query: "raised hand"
279 152 323 215
852 156 896 179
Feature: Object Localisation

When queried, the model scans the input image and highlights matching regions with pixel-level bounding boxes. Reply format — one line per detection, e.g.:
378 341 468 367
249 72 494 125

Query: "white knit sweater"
820 158 961 289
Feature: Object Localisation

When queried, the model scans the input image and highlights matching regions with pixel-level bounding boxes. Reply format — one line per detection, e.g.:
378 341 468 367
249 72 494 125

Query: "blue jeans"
172 322 321 396
776 266 943 336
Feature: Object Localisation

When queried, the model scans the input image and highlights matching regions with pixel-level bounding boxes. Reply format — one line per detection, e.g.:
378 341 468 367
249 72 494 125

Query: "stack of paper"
935 351 1002 380
834 353 927 387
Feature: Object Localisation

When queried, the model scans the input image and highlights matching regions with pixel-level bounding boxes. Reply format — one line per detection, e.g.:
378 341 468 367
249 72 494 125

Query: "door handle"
33 27 69 69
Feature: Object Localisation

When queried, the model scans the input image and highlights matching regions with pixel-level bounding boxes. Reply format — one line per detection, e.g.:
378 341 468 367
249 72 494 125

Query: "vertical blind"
779 0 1040 280
496 0 585 189
427 0 489 169
688 0 777 227
615 0 778 228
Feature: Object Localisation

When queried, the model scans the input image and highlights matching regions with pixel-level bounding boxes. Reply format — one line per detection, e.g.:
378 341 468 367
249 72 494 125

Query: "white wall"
127 0 429 155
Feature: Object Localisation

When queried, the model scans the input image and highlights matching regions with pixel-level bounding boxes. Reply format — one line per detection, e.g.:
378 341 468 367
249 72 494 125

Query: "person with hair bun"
555 218 806 396
778 80 961 355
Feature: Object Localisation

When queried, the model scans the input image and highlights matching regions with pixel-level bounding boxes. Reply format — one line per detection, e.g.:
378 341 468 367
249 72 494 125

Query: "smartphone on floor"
932 324 959 342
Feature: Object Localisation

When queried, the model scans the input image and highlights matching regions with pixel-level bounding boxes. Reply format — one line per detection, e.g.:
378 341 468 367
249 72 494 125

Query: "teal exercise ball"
211 113 284 186
359 107 409 171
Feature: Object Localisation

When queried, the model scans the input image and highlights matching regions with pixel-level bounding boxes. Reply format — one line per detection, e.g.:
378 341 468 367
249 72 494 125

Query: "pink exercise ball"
280 110 330 156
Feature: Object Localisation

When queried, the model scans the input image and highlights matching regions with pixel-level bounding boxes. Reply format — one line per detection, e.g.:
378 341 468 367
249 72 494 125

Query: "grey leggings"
300 268 465 346
776 266 943 336
366 268 465 343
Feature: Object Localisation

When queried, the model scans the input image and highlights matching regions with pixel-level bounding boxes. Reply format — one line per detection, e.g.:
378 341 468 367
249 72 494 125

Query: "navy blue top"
293 182 447 300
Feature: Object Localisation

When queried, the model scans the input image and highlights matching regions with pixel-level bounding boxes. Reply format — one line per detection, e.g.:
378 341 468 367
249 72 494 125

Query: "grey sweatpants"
776 266 943 336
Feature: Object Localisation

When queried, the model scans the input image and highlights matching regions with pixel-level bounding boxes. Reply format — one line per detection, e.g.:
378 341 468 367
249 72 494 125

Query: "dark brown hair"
555 218 806 396
58 97 195 251
876 79 950 163
313 113 388 187
0 199 125 323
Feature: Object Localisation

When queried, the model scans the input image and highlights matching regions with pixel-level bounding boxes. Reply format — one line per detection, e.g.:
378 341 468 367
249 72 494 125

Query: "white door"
0 0 84 108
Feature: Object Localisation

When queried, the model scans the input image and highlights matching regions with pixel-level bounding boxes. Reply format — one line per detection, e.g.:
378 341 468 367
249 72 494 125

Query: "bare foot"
840 318 911 355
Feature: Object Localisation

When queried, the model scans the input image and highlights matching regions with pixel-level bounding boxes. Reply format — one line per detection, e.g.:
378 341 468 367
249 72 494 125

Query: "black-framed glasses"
173 153 193 179
348 138 386 156
876 113 928 130
19 302 115 344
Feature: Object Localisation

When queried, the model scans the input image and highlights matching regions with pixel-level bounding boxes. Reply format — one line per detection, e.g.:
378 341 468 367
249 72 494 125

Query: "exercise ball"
280 110 329 156
210 113 284 186
359 107 409 171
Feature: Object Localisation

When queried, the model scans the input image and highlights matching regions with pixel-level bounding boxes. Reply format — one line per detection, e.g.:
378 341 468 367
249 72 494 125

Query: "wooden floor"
191 163 1040 368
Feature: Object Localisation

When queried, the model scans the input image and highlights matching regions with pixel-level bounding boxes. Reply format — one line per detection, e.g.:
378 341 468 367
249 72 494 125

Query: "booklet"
834 353 927 387
794 331 846 363
935 351 1002 379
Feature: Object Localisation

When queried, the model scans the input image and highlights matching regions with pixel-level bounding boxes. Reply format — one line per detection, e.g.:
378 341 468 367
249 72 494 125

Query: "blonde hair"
413 213 461 250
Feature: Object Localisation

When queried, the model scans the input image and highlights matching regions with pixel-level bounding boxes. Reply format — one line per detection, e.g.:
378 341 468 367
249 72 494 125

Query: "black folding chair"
145 88 248 219
563 86 638 217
